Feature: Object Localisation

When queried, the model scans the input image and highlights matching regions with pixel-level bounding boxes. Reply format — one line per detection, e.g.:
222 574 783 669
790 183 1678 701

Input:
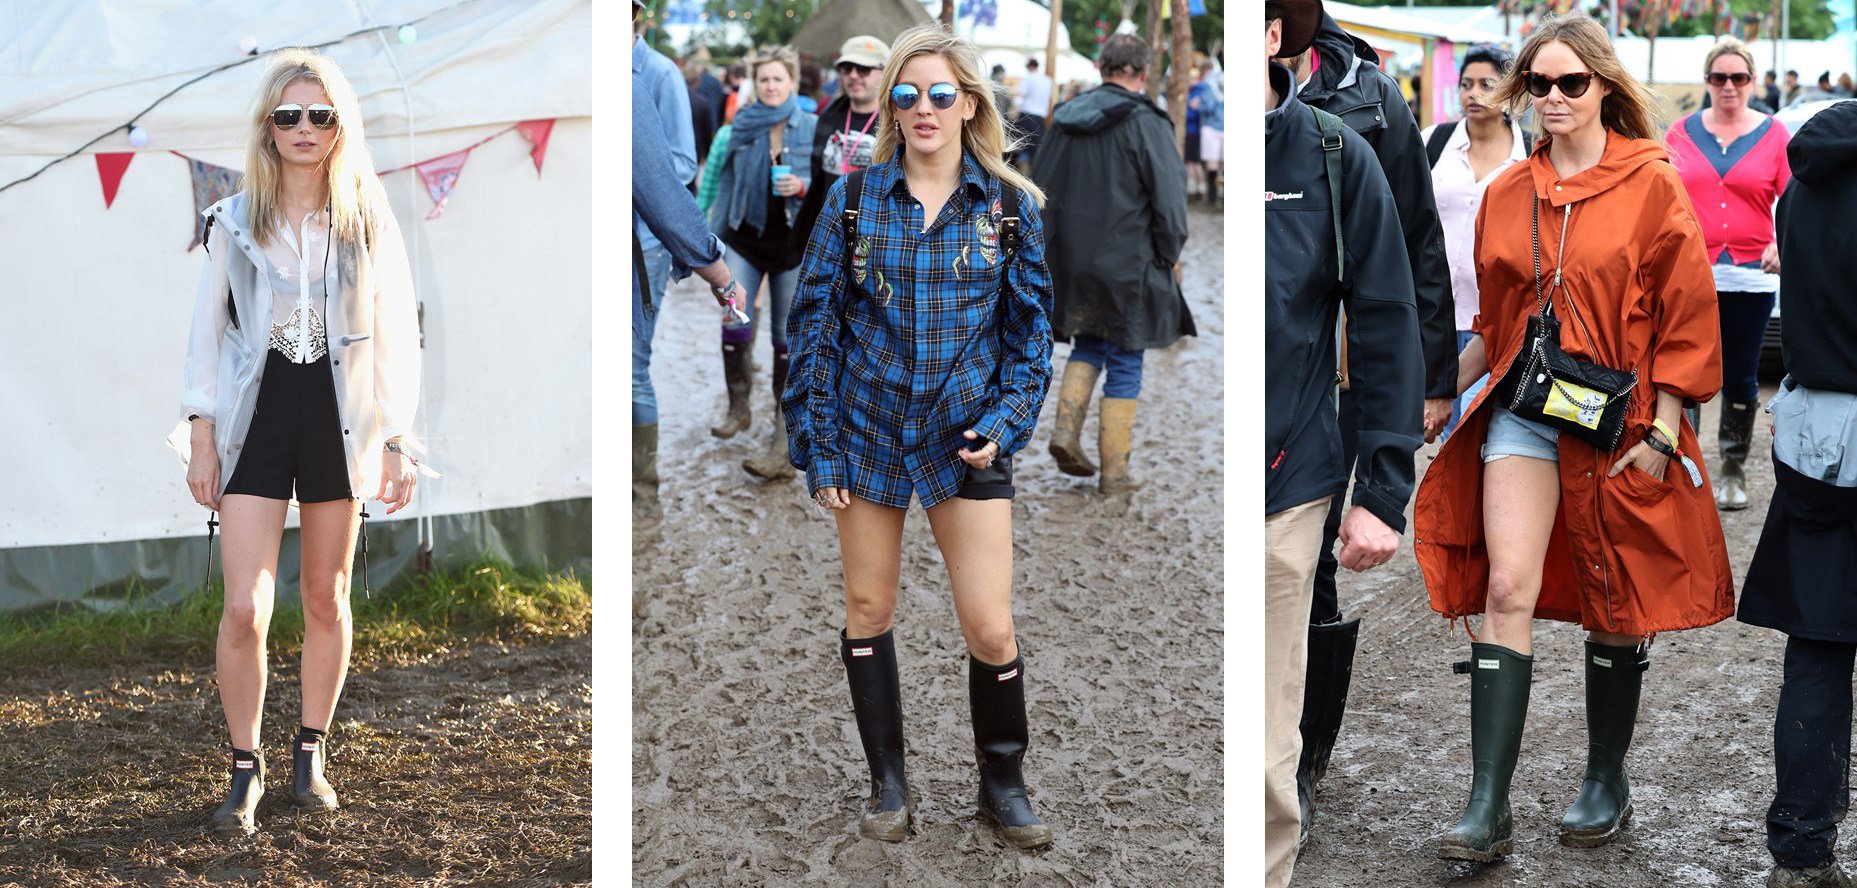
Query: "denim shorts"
1482 407 1560 463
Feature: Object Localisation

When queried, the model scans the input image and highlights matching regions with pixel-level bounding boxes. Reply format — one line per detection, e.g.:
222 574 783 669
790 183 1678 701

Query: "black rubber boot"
1718 400 1756 511
1439 643 1533 862
710 341 752 439
970 653 1055 850
743 351 796 480
1559 641 1646 846
212 751 265 835
1296 616 1361 846
842 629 912 841
292 730 339 810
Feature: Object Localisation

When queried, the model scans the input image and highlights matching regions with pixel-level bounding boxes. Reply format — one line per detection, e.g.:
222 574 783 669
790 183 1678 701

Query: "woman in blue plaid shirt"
782 24 1056 850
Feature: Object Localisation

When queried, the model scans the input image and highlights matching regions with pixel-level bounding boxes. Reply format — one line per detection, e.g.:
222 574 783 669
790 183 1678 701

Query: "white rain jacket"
180 191 420 500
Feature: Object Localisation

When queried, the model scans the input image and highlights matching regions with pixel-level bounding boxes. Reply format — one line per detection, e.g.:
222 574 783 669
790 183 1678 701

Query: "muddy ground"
1293 384 1810 887
0 635 591 886
632 206 1226 886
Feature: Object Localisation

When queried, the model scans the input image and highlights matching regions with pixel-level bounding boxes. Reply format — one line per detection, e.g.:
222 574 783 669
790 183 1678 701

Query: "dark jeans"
1312 389 1358 624
1719 290 1775 406
1769 635 1856 869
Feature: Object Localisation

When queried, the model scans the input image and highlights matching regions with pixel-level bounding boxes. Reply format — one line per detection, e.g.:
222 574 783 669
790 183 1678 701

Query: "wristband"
1642 431 1676 457
1651 418 1678 446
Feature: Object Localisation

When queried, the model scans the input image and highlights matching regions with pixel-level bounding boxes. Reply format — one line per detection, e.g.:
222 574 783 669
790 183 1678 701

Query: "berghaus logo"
1265 190 1305 201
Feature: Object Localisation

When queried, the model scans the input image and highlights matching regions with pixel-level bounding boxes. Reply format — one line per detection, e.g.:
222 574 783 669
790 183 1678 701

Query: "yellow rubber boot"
1048 361 1101 477
1098 397 1143 494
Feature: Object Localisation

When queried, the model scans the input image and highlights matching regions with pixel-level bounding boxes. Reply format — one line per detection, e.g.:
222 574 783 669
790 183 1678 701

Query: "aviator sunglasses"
1520 70 1597 99
836 62 877 77
271 103 339 130
1706 71 1753 87
891 83 959 110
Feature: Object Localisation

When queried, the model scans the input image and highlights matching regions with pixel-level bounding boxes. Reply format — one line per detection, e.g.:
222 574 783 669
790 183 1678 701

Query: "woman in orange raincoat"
1412 13 1734 863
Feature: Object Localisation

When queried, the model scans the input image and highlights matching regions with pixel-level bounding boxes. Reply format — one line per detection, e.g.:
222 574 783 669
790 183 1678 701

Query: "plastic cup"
771 164 791 194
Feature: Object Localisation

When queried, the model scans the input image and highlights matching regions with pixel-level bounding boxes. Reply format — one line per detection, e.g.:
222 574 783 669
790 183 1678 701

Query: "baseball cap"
835 35 890 70
1271 0 1322 60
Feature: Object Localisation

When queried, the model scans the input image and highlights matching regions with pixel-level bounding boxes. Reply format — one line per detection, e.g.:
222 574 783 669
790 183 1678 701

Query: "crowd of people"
1267 1 1857 887
631 0 1216 856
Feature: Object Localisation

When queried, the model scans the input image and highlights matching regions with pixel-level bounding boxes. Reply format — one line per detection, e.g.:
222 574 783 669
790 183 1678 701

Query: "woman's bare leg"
298 498 361 732
924 497 1015 664
836 495 907 636
1480 455 1561 654
217 494 289 751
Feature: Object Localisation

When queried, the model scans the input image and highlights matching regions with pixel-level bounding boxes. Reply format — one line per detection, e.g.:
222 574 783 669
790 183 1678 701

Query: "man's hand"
1337 505 1400 572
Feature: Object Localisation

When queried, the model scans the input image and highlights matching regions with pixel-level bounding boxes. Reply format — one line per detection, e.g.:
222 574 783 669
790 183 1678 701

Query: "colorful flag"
516 119 555 176
416 148 471 220
95 153 134 208
186 157 240 251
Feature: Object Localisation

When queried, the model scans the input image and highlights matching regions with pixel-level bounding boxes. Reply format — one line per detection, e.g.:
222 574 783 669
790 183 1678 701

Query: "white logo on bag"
1477 659 1500 670
1264 191 1306 202
851 647 874 657
998 668 1019 681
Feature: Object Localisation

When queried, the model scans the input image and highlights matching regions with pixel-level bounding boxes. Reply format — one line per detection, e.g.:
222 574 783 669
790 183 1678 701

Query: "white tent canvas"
0 0 592 607
925 0 1104 85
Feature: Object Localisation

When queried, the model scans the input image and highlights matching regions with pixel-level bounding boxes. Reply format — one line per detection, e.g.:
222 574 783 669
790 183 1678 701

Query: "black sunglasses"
272 103 338 130
835 62 877 77
1706 71 1753 87
891 83 959 110
1520 70 1597 99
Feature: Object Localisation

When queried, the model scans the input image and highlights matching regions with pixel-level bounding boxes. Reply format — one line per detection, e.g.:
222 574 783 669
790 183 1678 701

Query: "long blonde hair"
873 25 1045 207
241 48 385 248
1490 12 1662 142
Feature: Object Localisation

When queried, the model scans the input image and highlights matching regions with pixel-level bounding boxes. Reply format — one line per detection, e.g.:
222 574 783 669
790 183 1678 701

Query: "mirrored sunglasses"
891 83 959 111
272 103 338 130
1706 72 1753 87
1520 71 1596 99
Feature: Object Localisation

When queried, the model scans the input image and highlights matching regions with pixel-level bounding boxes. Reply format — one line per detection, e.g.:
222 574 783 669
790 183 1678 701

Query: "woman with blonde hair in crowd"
783 23 1056 849
180 48 421 834
1664 35 1792 511
1413 12 1732 862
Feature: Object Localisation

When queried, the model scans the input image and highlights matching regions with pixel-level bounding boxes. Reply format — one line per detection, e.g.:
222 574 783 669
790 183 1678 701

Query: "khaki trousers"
1264 496 1333 888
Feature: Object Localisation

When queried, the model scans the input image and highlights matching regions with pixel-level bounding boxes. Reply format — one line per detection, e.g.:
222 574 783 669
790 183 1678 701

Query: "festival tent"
791 0 935 60
922 0 1104 86
0 0 591 610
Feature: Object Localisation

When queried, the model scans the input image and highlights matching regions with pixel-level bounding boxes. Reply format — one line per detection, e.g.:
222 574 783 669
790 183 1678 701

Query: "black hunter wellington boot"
710 340 752 439
292 728 339 810
1297 616 1362 845
970 653 1055 850
1559 641 1646 847
1718 400 1756 510
841 629 912 841
212 750 265 835
1440 643 1533 862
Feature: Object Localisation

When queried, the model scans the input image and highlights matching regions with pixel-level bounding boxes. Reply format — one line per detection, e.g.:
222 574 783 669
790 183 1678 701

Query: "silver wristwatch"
384 441 406 455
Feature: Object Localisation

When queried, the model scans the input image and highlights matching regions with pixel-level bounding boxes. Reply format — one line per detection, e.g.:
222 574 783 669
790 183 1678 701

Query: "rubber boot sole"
1560 800 1632 848
858 790 916 842
1437 834 1513 863
1049 439 1096 477
979 802 1054 850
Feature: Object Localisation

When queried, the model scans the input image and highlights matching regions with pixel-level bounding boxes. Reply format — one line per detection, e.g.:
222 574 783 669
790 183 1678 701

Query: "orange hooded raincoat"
1414 130 1735 637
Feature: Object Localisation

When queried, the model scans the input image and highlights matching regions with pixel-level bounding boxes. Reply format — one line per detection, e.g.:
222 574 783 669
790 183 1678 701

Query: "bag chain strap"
1528 196 1637 408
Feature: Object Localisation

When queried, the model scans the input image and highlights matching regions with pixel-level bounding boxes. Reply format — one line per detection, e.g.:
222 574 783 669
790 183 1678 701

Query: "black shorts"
1185 129 1202 162
223 350 353 503
958 453 1015 501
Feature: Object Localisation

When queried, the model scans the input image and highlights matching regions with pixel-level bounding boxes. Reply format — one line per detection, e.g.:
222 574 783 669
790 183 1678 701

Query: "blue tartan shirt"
782 152 1054 509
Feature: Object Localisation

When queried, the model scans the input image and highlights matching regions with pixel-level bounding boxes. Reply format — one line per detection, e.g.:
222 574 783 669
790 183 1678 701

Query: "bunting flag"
95 152 134 208
415 148 470 220
516 119 555 176
185 157 241 251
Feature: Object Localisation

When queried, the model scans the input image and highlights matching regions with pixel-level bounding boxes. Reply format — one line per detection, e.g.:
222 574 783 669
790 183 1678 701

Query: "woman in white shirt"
179 49 421 835
1424 45 1532 442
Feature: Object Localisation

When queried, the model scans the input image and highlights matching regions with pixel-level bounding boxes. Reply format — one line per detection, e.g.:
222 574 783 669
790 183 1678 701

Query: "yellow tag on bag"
1543 379 1610 430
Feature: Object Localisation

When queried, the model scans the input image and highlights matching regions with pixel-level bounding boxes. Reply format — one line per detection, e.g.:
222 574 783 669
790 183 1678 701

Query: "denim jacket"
706 104 817 237
632 77 725 311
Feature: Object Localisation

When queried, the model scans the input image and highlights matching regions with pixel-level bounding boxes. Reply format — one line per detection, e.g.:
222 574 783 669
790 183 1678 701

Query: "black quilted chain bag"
1488 197 1638 451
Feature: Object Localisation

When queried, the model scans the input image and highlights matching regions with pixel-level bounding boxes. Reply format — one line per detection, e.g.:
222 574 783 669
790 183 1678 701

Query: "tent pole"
1048 0 1062 84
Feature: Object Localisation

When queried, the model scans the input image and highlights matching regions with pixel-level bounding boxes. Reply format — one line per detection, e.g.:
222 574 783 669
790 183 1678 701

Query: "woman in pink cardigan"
1664 35 1792 511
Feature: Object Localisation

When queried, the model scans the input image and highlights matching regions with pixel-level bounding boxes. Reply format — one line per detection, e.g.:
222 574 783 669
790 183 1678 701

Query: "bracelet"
1650 418 1679 447
710 278 737 299
1642 431 1677 458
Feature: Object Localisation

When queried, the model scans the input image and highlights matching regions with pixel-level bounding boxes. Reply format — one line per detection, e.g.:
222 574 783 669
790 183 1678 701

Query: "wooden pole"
1170 0 1191 157
1146 0 1164 100
941 0 955 31
1421 37 1435 129
1047 0 1062 89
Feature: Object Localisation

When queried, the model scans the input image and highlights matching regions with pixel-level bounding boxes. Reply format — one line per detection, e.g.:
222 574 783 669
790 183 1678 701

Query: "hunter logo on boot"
1593 655 1613 667
235 760 254 769
851 647 873 657
998 668 1019 681
301 741 319 751
1478 659 1501 670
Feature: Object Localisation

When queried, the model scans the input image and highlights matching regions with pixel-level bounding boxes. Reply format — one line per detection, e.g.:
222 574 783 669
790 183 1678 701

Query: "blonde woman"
782 24 1056 849
1414 12 1731 861
180 48 420 835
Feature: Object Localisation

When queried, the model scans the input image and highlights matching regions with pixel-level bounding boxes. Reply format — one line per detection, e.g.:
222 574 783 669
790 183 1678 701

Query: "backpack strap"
996 181 1022 286
1424 120 1458 169
1312 105 1346 283
840 169 865 280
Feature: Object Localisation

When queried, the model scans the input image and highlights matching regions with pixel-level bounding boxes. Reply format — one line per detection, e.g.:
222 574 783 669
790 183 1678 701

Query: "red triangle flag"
416 148 471 220
516 119 555 176
96 152 135 208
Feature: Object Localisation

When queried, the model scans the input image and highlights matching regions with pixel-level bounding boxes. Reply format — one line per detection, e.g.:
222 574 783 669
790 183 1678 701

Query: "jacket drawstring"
204 511 219 592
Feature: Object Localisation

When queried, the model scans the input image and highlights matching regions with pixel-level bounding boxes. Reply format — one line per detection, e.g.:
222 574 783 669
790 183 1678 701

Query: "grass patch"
0 561 590 672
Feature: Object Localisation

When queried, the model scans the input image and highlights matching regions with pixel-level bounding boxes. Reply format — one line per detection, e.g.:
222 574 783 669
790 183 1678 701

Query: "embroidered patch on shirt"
974 213 999 266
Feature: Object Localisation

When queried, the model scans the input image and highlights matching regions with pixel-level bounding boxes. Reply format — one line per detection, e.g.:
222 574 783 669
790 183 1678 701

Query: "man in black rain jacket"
1030 33 1192 495
1282 10 1455 840
1264 2 1423 883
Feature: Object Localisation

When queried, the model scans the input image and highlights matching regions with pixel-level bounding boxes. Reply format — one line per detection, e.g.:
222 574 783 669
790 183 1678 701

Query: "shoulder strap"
1424 120 1458 169
840 169 864 278
1312 105 1346 283
997 181 1022 270
1522 129 1536 155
